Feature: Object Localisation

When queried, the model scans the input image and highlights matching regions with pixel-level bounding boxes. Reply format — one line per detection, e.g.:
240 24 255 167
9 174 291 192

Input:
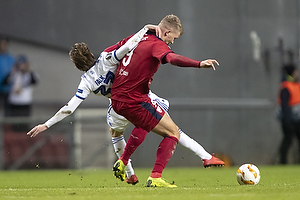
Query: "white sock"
112 135 135 177
178 129 212 160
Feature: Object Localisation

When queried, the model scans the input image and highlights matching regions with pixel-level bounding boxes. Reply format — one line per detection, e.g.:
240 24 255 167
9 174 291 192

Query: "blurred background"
0 0 299 170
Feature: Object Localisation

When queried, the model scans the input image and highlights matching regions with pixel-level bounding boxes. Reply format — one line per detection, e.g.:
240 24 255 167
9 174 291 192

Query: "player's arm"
104 24 160 65
104 25 150 65
164 53 219 70
26 96 83 137
146 24 162 37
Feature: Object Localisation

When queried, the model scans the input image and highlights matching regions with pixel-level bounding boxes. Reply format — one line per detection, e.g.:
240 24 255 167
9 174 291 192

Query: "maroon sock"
120 127 147 165
150 136 178 178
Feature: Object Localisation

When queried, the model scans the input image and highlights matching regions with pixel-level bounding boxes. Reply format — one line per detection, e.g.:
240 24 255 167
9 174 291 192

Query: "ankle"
150 172 162 178
119 157 128 166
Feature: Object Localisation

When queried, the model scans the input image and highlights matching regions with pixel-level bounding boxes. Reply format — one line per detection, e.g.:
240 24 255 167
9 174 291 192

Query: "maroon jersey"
111 32 173 103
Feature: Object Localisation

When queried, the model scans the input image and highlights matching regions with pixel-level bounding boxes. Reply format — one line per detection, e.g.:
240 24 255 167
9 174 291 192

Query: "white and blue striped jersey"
76 25 150 99
45 51 118 128
76 52 117 99
44 26 149 128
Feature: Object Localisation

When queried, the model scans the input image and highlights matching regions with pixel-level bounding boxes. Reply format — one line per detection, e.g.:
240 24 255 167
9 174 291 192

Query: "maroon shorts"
111 98 165 132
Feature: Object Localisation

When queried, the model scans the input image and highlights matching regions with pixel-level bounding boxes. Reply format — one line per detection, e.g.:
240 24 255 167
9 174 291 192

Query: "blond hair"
69 42 95 71
159 14 184 35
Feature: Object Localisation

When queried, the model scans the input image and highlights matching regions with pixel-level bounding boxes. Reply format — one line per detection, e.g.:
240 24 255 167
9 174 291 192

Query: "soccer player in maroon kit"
111 14 220 187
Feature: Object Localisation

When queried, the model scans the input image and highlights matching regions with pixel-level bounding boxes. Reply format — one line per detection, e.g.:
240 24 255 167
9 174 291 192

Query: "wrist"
44 122 51 129
144 25 149 31
198 61 202 68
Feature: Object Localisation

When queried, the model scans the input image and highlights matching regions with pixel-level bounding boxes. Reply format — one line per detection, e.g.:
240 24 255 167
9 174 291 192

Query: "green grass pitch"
0 165 299 200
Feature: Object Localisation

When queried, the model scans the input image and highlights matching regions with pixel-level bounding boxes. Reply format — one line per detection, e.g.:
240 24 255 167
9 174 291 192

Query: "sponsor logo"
119 69 128 76
95 76 105 86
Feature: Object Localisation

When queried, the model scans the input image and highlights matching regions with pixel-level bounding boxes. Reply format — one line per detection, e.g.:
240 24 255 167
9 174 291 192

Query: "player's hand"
200 59 219 70
27 124 48 137
146 24 162 37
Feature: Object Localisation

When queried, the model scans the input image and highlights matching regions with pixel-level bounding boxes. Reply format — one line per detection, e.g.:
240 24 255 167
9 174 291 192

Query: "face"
160 30 180 45
0 40 8 53
18 62 30 73
292 69 299 82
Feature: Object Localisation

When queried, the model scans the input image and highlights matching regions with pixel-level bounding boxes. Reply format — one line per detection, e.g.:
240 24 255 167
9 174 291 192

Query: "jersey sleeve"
117 35 133 47
151 40 173 63
103 44 119 53
76 77 91 100
45 96 83 128
103 35 134 53
164 53 201 68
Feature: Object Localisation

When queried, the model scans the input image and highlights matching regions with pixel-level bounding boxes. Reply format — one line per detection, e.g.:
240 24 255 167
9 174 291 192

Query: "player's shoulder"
142 33 166 47
80 65 95 82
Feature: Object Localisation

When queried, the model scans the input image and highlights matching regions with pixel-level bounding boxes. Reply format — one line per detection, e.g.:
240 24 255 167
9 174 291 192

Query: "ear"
164 30 171 36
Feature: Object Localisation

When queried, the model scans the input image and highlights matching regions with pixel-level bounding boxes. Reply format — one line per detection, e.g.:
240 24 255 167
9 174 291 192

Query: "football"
236 164 261 185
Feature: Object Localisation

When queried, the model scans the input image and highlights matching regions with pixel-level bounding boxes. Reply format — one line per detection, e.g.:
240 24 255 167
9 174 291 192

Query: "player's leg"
149 92 209 158
150 113 180 172
112 127 147 183
107 102 138 184
112 98 179 187
178 128 212 159
118 127 148 165
149 91 224 167
110 128 138 183
178 129 224 167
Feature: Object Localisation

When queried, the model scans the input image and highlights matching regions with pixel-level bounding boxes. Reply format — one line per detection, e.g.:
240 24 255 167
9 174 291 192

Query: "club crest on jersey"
156 105 163 113
151 98 163 113
105 52 112 60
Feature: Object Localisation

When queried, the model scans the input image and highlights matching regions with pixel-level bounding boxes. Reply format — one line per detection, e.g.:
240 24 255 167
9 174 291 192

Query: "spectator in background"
0 35 15 117
277 64 300 164
2 55 39 131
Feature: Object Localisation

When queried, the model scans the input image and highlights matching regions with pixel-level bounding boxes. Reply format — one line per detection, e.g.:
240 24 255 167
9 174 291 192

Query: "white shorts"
106 91 169 132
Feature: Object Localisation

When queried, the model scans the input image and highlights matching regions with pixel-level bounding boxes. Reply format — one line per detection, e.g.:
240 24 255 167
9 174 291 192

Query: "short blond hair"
159 14 184 35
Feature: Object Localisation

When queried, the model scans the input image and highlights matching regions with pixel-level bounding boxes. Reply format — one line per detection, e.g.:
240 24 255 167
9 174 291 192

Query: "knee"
175 127 180 140
110 128 124 137
168 125 180 140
